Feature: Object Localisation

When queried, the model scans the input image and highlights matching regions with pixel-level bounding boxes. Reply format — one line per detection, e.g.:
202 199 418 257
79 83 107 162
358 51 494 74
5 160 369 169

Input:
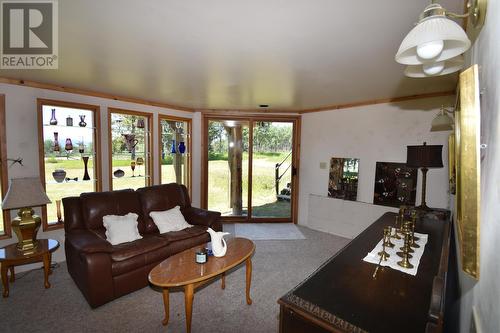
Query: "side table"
0 239 60 297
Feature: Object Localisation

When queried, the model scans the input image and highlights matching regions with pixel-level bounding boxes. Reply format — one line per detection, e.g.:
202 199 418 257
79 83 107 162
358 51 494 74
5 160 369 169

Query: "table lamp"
1 177 51 251
406 142 443 210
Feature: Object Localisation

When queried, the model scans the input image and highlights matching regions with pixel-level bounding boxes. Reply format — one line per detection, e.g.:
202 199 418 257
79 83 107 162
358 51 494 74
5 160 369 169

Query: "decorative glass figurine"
79 115 87 127
178 141 186 154
171 140 177 154
50 108 58 125
66 116 73 126
53 132 60 152
65 138 73 152
82 156 90 180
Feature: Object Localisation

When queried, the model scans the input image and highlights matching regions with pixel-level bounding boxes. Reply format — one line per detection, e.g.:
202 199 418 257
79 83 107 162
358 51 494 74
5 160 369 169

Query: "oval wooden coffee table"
149 237 255 333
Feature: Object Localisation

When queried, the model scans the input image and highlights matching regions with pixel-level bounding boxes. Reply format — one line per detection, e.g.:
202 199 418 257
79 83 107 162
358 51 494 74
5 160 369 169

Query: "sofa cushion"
158 225 208 243
80 189 146 233
110 235 168 276
110 235 167 262
136 184 191 234
103 213 142 245
149 206 193 233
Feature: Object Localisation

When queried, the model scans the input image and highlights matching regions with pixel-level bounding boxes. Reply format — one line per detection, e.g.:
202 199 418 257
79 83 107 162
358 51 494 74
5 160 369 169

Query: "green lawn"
39 152 291 224
207 152 291 218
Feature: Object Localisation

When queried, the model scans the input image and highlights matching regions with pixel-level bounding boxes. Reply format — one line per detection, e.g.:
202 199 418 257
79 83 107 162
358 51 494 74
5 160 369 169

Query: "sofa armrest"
65 230 113 254
181 207 221 228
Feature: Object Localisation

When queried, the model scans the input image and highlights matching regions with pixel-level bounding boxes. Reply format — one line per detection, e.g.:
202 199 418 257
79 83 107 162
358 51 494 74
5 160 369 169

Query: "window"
0 94 10 238
108 108 153 190
158 115 191 192
38 99 101 230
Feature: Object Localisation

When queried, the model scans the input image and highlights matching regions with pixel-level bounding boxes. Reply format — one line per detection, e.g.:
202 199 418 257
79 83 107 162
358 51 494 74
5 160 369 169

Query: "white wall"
0 83 201 267
457 0 500 331
298 96 453 238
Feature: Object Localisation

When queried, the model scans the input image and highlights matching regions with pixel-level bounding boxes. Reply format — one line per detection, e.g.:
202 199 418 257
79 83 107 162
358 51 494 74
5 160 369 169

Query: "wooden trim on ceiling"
199 108 301 114
0 94 12 239
298 91 456 114
0 77 194 113
0 77 455 115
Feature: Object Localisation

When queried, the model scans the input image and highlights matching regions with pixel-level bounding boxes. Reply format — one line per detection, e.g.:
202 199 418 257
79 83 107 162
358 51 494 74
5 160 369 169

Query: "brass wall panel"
456 64 481 279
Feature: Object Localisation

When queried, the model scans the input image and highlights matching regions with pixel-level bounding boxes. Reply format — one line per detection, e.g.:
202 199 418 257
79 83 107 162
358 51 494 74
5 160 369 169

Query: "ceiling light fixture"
395 0 487 78
404 55 464 77
430 106 454 131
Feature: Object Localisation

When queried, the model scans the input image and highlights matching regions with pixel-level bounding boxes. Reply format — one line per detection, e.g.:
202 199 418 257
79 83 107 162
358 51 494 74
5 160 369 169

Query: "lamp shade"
404 55 464 78
1 177 51 210
406 142 443 168
395 4 471 65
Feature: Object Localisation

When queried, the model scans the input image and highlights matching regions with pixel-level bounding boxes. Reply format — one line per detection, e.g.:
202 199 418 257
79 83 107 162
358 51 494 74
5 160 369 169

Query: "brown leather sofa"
62 183 221 308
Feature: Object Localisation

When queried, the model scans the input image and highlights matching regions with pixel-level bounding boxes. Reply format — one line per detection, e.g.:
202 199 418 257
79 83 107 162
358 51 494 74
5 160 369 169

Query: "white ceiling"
0 0 463 111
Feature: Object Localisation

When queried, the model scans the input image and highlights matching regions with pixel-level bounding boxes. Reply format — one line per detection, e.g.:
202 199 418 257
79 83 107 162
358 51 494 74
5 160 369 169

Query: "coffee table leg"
184 283 194 333
48 252 53 275
162 288 169 326
221 272 226 290
9 266 15 282
43 253 51 289
1 264 9 297
246 258 252 305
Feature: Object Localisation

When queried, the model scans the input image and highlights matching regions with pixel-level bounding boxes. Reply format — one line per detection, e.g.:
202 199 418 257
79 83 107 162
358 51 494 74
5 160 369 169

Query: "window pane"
0 171 4 235
110 112 151 190
160 119 189 187
42 105 98 224
251 122 293 218
207 120 249 217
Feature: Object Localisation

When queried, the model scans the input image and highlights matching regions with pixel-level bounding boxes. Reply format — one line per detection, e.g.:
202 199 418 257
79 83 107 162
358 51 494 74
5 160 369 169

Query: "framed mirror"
328 157 359 201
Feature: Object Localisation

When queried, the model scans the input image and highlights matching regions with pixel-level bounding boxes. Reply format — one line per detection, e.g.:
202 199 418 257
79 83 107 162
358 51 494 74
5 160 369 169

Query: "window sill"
43 222 64 232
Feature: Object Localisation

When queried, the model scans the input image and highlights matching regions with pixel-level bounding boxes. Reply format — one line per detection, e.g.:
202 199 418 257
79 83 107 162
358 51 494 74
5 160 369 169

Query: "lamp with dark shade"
406 142 443 210
1 177 51 251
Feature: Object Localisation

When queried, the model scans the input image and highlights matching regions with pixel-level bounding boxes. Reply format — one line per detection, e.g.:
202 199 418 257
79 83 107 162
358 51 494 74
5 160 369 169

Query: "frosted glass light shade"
395 7 471 65
423 61 445 75
404 55 464 78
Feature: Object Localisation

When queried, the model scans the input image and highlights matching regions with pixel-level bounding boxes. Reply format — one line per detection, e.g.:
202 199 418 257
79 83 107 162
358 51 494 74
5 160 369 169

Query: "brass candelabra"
397 229 414 269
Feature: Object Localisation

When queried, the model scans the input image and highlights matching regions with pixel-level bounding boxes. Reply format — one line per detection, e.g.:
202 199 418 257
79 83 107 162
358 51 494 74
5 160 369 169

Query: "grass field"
13 151 292 227
207 152 291 218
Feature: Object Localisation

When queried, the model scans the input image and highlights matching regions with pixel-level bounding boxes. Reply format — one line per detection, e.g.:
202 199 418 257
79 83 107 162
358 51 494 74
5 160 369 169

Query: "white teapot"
207 228 230 257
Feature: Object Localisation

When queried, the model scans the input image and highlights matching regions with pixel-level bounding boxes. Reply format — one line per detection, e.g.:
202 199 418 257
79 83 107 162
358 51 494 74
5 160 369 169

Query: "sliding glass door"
251 121 293 219
204 116 299 223
207 120 249 217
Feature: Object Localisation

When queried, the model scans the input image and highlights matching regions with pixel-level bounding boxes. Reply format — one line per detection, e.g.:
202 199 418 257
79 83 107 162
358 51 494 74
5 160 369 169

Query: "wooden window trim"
158 114 192 198
37 98 102 231
201 114 301 224
107 107 154 190
0 94 11 239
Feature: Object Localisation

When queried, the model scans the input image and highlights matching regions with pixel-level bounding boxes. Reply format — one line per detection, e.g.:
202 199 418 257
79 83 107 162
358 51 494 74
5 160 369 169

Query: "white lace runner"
363 228 428 276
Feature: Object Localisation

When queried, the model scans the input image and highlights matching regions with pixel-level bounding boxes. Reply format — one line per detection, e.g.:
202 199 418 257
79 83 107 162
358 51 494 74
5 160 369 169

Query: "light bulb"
416 40 444 60
423 61 445 76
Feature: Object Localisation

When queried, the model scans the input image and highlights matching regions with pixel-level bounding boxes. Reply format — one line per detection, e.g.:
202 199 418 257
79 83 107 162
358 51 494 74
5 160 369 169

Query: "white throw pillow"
102 213 142 245
149 206 193 233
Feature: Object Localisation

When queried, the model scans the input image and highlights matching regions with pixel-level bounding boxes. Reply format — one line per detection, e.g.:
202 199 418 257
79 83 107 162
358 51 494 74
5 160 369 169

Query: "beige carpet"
0 225 349 333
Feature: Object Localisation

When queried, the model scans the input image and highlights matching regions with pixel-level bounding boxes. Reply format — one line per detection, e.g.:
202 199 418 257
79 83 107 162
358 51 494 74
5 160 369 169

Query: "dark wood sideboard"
278 211 452 333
